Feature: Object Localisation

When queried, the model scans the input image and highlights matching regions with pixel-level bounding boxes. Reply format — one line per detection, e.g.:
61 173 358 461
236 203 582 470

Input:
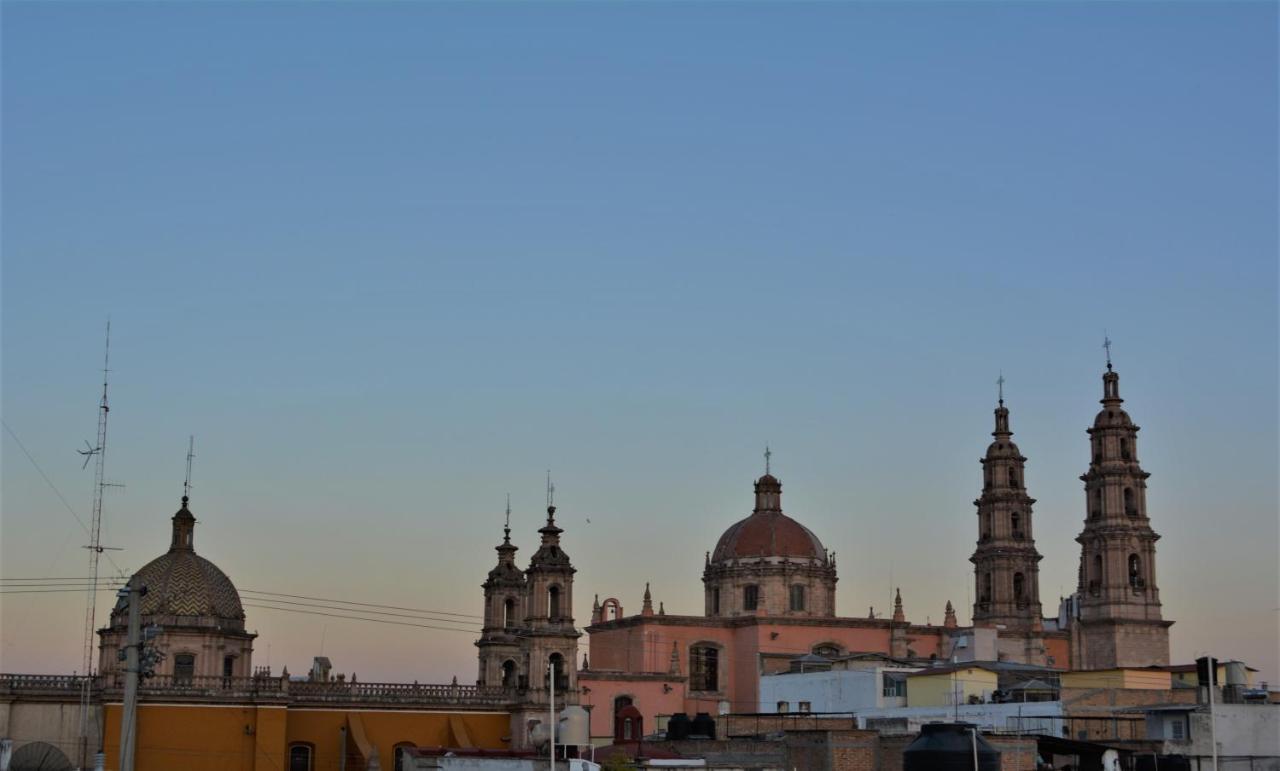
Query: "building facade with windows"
578 361 1171 745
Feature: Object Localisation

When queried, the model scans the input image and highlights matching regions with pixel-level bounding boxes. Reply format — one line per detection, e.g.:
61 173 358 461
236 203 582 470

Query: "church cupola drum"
970 382 1044 636
1071 349 1172 669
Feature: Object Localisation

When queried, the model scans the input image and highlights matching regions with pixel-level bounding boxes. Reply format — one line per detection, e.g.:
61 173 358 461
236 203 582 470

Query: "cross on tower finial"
1103 334 1113 372
546 470 555 509
505 493 511 529
764 445 772 475
997 372 1005 405
182 435 195 503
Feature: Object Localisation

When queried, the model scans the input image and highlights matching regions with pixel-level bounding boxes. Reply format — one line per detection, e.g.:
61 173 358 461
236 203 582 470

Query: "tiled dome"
711 474 828 563
109 498 245 630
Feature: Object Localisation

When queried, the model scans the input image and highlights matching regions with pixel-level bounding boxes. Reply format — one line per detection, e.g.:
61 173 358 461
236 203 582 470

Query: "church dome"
710 474 828 563
109 498 245 630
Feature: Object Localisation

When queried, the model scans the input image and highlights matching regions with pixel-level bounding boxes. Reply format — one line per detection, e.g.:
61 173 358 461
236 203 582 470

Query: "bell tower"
1071 349 1172 668
969 382 1046 664
476 498 525 689
519 480 580 702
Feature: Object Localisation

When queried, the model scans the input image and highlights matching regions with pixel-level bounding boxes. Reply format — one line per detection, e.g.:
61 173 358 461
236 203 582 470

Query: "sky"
2 1 1276 687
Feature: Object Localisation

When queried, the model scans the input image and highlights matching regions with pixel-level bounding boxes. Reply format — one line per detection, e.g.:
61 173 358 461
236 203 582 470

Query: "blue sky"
2 2 1276 684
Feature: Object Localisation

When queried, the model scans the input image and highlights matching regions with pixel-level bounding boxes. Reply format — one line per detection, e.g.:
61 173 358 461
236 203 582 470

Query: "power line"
240 588 483 620
242 603 480 634
237 593 483 626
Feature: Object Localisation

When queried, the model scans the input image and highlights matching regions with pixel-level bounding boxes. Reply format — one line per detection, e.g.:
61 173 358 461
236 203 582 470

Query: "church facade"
576 360 1172 742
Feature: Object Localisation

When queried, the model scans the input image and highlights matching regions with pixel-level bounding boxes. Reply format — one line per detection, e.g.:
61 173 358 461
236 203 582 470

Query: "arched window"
789 585 806 612
1092 489 1103 519
1123 488 1136 517
1013 572 1025 600
1128 554 1142 588
813 644 841 658
393 743 415 770
503 597 516 628
501 659 516 688
690 644 719 692
1011 512 1021 536
1093 554 1103 587
981 572 992 603
743 585 759 611
548 653 567 691
1120 439 1131 460
548 585 561 620
174 653 195 684
288 743 313 771
711 588 721 615
1008 469 1018 488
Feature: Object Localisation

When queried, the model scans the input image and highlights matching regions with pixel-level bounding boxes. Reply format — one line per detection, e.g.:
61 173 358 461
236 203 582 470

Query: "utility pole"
549 658 556 771
118 585 144 771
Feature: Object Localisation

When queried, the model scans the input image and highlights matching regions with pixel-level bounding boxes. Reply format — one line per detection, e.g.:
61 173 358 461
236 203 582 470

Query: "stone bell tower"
476 499 526 689
1071 348 1172 669
507 481 581 748
970 382 1046 664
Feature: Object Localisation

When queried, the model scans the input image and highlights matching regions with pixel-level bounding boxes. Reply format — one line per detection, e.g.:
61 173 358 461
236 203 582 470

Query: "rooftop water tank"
559 705 590 746
690 712 716 739
903 723 1000 771
666 712 691 740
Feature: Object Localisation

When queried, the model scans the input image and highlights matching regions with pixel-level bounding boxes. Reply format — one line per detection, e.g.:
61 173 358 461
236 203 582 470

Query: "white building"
760 666 920 713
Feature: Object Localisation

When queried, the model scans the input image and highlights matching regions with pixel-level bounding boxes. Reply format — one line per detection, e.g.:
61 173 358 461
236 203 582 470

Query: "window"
789 585 806 612
548 586 561 620
222 655 234 686
776 701 790 714
813 644 841 658
1120 439 1131 460
548 653 567 691
798 701 811 713
690 645 719 691
1128 554 1142 588
743 585 759 611
1092 489 1103 519
1124 488 1136 517
981 572 992 603
501 659 516 688
504 597 516 628
174 654 195 684
1169 718 1185 741
1013 572 1025 600
711 588 720 615
393 743 415 770
882 673 907 698
288 744 313 771
1008 469 1018 488
623 718 634 739
1011 511 1021 536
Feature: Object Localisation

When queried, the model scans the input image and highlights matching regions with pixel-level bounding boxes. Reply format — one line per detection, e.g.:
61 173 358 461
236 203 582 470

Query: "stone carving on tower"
476 499 526 689
703 453 837 618
970 382 1047 664
1070 350 1172 668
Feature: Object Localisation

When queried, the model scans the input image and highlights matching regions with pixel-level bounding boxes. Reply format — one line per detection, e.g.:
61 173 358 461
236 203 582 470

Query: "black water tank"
903 723 1000 771
690 712 716 739
666 712 690 740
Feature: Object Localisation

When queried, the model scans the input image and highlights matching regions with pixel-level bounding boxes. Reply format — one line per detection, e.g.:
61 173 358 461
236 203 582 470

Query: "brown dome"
711 511 828 563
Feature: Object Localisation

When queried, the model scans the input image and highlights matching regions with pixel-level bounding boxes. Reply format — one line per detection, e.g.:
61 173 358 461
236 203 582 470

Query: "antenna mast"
78 321 114 766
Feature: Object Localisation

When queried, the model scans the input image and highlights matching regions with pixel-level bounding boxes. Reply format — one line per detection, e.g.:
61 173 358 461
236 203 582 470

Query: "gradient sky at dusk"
2 2 1276 686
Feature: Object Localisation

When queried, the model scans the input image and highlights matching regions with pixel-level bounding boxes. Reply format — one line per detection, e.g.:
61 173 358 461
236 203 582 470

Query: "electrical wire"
242 603 480 634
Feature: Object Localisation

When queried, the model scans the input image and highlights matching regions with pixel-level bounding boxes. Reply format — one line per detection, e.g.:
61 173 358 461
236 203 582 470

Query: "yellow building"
906 666 999 707
1060 668 1172 690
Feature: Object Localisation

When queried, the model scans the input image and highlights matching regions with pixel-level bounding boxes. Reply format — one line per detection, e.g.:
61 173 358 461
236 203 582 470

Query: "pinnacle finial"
764 444 772 475
1103 334 1113 372
997 372 1005 406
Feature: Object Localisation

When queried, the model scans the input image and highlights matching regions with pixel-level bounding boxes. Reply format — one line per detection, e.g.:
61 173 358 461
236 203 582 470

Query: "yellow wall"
907 668 998 707
102 703 510 771
1169 665 1253 689
1061 669 1172 690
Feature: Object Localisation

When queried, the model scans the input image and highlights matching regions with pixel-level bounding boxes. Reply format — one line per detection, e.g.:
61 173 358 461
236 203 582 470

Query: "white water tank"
559 705 590 746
